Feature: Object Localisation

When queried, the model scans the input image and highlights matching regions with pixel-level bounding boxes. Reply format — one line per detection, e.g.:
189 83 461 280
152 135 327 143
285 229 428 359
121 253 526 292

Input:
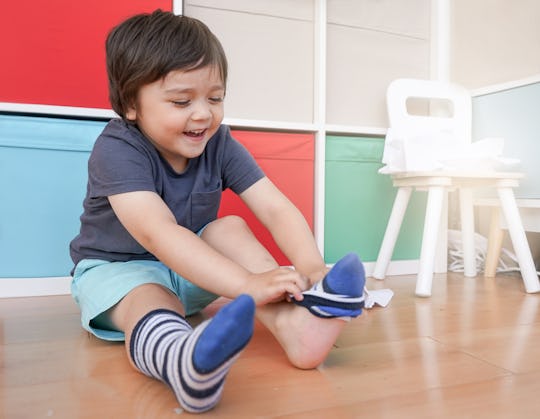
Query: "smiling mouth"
184 129 207 138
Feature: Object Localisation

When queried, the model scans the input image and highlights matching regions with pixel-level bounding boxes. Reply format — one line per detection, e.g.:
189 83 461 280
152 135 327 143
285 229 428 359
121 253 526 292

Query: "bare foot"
256 302 347 369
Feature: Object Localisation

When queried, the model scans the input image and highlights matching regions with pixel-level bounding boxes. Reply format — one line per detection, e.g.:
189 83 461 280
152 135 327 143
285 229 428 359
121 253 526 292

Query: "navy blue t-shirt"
70 119 265 268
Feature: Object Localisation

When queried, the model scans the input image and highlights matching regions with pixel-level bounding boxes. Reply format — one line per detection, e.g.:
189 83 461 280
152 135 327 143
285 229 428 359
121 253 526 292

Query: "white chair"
372 78 540 297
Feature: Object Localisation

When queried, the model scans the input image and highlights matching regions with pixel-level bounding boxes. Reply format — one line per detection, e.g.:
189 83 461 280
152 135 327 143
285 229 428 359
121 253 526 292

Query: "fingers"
247 268 310 306
273 267 308 301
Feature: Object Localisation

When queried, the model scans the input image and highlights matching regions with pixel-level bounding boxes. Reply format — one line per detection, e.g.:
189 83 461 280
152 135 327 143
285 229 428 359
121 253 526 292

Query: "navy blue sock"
293 253 365 318
129 294 255 413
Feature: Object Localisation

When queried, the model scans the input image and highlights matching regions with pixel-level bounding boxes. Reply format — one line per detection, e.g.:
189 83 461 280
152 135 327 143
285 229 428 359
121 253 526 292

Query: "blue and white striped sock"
293 252 365 318
129 294 255 413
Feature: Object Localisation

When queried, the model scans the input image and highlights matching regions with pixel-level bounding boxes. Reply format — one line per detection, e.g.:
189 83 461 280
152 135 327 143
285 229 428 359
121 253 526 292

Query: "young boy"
70 9 365 413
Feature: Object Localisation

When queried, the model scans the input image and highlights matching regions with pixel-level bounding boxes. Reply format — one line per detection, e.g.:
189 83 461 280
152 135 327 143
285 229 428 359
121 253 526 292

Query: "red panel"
218 131 315 266
0 1 171 108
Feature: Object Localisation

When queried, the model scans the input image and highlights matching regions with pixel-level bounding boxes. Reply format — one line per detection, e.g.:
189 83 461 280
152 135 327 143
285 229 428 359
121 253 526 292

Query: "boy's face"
126 65 225 173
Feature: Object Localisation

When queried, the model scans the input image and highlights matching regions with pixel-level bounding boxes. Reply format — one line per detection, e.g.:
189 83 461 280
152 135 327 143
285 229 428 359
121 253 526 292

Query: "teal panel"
324 135 425 264
0 114 106 277
472 82 540 199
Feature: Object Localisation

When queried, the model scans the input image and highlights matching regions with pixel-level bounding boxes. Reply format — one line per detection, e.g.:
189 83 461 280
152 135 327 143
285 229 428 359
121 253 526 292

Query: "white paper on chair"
379 128 520 174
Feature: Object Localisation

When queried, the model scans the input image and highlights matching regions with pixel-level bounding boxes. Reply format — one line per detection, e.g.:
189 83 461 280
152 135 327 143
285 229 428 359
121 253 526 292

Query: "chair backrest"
387 78 472 145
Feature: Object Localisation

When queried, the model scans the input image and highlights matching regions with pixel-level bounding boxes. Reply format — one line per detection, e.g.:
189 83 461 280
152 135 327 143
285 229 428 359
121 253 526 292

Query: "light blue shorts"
71 258 219 341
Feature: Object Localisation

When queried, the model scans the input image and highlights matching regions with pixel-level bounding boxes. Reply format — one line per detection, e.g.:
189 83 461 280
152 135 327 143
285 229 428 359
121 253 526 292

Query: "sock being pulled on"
129 294 255 413
293 252 365 319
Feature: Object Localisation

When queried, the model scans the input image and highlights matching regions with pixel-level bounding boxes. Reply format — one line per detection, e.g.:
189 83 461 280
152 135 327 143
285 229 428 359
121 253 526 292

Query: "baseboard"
0 276 72 298
0 260 421 298
363 259 420 277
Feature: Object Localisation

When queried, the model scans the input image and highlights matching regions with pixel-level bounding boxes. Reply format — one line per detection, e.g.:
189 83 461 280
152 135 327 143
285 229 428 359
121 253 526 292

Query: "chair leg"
484 207 504 277
497 187 540 293
434 190 449 273
416 186 445 297
373 187 412 280
459 188 477 277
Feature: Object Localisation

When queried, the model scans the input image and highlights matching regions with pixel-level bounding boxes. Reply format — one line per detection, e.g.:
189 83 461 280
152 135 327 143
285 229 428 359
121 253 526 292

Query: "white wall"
451 0 540 89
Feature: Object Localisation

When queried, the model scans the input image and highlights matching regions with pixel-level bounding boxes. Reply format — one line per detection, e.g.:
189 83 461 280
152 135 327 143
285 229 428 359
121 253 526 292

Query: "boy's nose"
191 102 212 120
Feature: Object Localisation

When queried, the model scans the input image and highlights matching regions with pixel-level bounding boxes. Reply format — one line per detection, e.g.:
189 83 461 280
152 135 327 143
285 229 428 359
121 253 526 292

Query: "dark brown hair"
106 10 228 118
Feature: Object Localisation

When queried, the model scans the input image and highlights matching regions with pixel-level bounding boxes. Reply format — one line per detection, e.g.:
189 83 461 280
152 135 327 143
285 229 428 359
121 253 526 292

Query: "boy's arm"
108 190 307 303
239 177 328 284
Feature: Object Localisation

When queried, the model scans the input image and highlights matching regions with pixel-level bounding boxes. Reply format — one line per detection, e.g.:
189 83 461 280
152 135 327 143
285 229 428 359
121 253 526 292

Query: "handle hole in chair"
406 97 454 118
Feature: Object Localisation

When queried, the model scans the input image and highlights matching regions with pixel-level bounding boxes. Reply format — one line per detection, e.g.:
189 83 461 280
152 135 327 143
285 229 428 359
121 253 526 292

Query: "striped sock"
293 252 365 318
129 294 255 413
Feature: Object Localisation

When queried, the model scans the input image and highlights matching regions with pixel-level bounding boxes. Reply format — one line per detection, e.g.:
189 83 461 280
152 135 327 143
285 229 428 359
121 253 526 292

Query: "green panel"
324 135 425 264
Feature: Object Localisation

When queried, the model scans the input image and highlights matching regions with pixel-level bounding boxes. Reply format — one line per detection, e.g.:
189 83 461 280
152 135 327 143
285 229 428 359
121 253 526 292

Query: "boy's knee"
112 283 184 331
208 215 251 236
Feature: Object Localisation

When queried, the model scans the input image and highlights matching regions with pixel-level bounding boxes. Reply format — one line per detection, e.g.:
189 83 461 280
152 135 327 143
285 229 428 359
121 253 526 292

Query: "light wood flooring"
1 272 540 418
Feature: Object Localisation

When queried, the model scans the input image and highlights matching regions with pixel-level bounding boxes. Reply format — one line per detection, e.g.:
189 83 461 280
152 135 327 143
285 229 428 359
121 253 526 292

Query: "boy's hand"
244 268 310 305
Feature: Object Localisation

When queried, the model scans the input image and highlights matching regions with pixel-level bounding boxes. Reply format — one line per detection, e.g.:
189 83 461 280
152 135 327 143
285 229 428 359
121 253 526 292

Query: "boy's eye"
209 97 224 103
172 100 190 107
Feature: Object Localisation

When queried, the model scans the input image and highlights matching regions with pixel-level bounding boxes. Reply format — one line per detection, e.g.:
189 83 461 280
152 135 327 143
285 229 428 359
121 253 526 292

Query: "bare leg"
107 282 185 366
201 215 348 369
104 283 255 412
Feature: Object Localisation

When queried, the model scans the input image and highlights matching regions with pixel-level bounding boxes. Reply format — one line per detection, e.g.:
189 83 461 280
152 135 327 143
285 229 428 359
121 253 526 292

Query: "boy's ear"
125 106 137 121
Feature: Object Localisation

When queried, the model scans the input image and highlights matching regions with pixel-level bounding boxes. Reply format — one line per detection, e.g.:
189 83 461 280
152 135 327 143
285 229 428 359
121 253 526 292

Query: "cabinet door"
0 115 105 277
1 1 171 109
219 131 315 266
324 135 425 263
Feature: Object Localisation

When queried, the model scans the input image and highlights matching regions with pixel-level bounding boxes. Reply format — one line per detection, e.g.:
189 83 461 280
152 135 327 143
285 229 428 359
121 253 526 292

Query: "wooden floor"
2 272 540 418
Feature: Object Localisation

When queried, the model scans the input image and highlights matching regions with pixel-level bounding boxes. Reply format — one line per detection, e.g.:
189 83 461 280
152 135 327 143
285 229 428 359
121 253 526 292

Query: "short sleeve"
87 131 157 199
220 129 265 194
